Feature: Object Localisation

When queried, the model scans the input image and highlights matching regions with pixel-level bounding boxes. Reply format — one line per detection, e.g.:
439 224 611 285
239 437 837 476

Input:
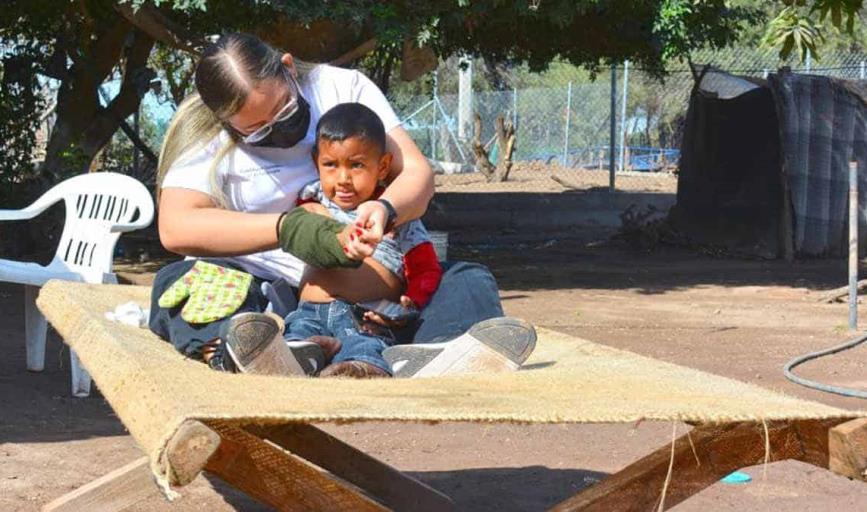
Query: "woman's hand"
353 200 388 247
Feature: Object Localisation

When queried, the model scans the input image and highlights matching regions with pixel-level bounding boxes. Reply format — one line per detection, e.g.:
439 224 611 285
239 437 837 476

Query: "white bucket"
429 231 449 262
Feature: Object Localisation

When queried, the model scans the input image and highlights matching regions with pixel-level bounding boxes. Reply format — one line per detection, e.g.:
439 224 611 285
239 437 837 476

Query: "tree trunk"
40 17 155 180
493 115 516 182
471 113 516 182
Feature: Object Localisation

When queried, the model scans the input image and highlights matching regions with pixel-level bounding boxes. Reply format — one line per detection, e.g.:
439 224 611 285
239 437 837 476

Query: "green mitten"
278 207 362 269
157 261 253 324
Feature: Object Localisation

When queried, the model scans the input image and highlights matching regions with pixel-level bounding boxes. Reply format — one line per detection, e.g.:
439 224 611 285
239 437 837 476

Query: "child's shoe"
219 312 325 376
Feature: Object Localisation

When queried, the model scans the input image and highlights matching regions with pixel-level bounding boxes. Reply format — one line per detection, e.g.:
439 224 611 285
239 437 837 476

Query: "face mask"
249 94 311 149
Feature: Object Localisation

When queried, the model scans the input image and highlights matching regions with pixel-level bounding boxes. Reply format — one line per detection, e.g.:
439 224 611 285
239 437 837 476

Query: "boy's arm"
402 241 442 308
277 208 361 268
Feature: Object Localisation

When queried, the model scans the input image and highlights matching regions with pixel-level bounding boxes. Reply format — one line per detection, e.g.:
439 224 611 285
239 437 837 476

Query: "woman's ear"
281 53 297 77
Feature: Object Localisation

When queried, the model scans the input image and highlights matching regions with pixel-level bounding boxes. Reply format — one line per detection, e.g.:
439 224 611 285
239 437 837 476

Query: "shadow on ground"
203 466 607 512
411 466 607 511
450 237 854 296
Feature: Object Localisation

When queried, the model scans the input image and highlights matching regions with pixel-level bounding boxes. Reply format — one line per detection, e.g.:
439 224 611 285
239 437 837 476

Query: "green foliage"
0 43 48 205
764 0 864 60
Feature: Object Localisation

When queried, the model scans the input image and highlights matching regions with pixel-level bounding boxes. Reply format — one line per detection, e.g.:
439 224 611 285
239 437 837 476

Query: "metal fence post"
512 86 518 129
850 160 859 330
562 82 572 167
431 71 438 161
861 61 865 79
457 56 473 141
618 60 630 172
609 63 616 191
806 49 812 73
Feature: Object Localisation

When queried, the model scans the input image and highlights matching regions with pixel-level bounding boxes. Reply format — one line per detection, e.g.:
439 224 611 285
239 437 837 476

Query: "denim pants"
285 300 394 373
149 260 504 357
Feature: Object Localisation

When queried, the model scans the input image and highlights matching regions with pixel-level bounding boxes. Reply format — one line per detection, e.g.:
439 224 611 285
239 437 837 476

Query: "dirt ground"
435 161 678 194
4 206 867 510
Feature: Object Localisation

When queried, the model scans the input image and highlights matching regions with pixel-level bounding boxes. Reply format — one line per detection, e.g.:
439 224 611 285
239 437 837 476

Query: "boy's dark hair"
314 103 386 154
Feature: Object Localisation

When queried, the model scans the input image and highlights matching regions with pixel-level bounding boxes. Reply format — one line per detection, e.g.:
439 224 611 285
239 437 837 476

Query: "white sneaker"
382 317 537 378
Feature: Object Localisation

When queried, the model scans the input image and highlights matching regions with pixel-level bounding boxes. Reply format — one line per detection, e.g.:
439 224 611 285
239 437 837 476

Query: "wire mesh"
395 50 867 193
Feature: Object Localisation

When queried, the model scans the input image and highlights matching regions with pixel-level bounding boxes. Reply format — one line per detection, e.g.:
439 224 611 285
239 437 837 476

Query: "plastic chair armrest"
110 221 150 233
0 207 42 222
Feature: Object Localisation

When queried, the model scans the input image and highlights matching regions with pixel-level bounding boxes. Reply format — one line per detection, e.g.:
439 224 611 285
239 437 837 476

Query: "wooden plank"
43 420 221 512
43 457 159 512
549 419 844 512
204 422 389 512
165 420 222 486
246 423 454 512
829 418 867 480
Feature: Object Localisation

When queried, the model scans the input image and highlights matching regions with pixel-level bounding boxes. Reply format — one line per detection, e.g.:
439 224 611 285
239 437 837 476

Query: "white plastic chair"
0 172 154 397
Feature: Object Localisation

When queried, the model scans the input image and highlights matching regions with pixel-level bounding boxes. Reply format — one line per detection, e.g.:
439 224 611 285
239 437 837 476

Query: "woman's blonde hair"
156 33 315 206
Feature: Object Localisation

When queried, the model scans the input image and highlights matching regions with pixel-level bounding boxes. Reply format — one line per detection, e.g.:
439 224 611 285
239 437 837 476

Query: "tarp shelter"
671 66 867 258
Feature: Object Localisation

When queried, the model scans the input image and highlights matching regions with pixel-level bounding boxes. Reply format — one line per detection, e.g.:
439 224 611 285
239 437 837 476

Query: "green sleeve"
277 208 362 268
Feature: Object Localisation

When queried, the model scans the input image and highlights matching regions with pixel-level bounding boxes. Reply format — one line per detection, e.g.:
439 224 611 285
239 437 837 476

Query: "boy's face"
315 136 392 210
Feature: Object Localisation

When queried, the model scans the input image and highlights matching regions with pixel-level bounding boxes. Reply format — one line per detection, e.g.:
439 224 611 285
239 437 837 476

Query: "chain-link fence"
394 50 867 193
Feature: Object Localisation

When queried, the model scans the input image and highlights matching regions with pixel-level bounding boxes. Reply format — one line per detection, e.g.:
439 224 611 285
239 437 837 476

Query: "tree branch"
115 3 203 54
118 119 158 164
330 38 378 66
85 29 156 155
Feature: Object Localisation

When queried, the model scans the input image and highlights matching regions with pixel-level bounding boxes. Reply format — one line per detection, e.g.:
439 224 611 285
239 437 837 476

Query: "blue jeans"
285 300 394 374
150 260 504 357
402 261 504 344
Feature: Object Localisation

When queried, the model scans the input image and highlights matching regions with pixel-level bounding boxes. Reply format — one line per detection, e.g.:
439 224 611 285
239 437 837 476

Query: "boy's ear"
378 152 393 180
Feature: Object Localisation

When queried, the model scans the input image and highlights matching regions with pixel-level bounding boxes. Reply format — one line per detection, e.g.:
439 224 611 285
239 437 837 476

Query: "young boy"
284 102 442 377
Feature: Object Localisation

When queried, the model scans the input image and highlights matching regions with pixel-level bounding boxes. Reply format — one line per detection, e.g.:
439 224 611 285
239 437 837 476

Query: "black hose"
783 333 867 399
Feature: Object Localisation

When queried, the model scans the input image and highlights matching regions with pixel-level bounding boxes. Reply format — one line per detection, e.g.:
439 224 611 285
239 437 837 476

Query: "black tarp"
672 68 782 258
769 70 867 256
672 67 867 258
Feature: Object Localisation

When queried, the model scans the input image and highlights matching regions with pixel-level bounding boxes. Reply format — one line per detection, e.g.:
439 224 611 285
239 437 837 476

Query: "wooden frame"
44 418 867 512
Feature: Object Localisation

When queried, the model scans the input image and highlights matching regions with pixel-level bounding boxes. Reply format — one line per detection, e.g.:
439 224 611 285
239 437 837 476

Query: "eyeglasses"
240 70 301 144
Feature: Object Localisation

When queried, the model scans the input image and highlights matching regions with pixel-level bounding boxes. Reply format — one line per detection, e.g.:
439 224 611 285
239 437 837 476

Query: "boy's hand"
354 200 387 245
362 296 417 328
342 222 377 260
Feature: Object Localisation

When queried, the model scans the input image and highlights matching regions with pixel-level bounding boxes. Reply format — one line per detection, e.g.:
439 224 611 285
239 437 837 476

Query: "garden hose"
783 333 867 399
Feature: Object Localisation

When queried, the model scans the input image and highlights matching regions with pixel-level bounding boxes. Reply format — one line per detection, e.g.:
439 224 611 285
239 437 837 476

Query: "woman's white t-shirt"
161 64 402 285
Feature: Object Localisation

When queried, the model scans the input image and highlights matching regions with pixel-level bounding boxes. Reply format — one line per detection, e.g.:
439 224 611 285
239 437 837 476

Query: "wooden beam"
42 457 159 512
165 420 222 486
204 422 388 511
246 423 454 512
829 418 867 480
550 419 846 512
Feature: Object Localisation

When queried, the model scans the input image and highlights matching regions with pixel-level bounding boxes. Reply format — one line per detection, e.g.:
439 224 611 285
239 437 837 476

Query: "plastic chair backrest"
44 173 154 281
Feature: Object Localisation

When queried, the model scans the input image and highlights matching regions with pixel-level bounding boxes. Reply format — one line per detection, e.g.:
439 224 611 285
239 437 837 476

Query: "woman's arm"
158 188 281 256
381 126 434 223
350 126 433 256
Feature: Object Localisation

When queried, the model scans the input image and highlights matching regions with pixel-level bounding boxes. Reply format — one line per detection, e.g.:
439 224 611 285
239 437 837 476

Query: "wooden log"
205 422 388 511
829 418 867 480
818 280 867 303
43 457 158 512
550 419 846 512
247 423 454 512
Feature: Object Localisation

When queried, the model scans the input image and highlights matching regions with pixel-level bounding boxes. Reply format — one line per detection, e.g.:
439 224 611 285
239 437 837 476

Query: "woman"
148 32 535 377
